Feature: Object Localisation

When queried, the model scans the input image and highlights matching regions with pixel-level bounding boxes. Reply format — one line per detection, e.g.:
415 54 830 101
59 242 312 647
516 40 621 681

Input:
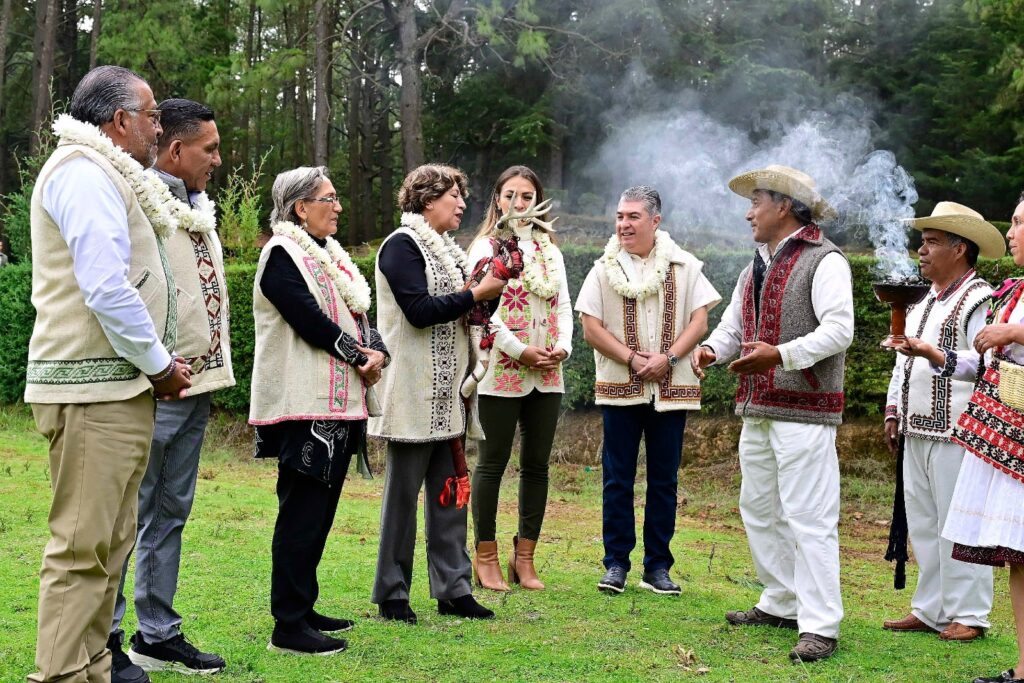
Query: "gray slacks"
111 393 211 643
371 439 472 603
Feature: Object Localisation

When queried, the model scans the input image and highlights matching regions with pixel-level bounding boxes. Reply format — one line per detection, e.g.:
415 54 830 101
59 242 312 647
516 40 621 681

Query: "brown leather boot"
508 535 545 590
473 541 510 592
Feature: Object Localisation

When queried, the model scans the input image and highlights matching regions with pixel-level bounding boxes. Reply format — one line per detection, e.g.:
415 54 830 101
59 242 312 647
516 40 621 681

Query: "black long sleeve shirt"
377 232 475 328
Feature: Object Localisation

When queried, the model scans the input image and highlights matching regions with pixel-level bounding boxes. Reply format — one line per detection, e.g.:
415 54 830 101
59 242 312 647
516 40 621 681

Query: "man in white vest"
576 185 721 597
880 203 1002 642
108 99 233 681
24 66 191 683
692 166 853 662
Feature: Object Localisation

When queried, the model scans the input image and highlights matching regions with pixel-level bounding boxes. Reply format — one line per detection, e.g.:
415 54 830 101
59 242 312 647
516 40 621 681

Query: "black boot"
379 599 418 624
437 594 495 619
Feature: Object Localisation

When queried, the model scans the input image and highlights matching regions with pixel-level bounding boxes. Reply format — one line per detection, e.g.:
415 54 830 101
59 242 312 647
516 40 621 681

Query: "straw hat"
904 201 1006 260
728 164 836 221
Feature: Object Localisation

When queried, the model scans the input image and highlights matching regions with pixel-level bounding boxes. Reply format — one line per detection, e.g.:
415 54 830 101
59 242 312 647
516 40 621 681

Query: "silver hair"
763 189 814 226
619 185 662 217
271 166 330 225
69 66 146 126
944 231 980 266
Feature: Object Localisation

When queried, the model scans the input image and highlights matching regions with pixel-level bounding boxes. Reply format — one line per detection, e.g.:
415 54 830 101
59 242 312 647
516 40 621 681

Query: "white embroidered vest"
896 274 992 441
25 144 175 404
165 220 234 396
590 245 711 411
369 226 482 442
249 235 372 424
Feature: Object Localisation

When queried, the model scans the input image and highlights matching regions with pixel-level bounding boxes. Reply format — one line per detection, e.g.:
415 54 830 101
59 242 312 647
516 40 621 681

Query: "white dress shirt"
703 234 854 370
42 156 172 375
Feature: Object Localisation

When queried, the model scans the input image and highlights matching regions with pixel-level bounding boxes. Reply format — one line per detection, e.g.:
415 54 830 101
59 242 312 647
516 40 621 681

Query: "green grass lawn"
0 406 1016 682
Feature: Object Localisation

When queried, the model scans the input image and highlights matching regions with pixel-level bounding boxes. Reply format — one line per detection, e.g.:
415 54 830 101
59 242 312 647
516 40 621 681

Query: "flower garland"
173 191 217 234
52 114 178 241
401 212 469 285
498 227 561 300
272 220 371 314
601 229 673 299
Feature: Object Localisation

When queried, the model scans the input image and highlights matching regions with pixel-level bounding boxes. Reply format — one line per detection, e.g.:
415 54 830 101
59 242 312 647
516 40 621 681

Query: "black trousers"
270 460 348 627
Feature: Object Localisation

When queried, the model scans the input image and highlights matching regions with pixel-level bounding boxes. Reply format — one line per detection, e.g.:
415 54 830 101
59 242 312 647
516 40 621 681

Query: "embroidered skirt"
943 453 1024 567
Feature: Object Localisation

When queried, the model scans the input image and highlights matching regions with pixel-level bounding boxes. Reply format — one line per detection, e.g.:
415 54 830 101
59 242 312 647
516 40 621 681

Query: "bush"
0 248 1017 420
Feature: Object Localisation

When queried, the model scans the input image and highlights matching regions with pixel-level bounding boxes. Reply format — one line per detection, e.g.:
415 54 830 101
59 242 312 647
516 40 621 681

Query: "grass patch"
0 413 1016 682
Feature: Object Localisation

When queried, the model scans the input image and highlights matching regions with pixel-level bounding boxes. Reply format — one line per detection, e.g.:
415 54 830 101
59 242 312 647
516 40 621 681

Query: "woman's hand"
471 270 507 302
973 323 1024 354
519 345 548 368
532 347 567 371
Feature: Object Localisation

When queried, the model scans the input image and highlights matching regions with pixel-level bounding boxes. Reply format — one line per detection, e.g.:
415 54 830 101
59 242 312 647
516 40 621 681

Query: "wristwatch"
667 353 679 367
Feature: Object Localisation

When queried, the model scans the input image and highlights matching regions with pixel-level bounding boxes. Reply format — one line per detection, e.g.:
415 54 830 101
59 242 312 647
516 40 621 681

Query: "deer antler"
494 191 559 232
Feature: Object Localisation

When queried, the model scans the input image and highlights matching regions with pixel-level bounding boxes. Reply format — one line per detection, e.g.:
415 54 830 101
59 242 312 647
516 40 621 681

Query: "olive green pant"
472 390 562 544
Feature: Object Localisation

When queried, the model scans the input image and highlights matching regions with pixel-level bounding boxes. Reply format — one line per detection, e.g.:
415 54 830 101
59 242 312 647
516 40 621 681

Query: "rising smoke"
589 67 919 278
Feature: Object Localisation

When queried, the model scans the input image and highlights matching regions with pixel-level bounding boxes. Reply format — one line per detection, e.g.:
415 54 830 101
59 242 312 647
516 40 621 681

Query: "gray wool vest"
735 225 847 425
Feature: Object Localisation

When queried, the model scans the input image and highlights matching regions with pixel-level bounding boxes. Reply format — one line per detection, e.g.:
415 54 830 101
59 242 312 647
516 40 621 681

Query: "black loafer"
379 599 418 624
307 610 354 633
974 670 1024 683
597 566 627 594
639 568 681 595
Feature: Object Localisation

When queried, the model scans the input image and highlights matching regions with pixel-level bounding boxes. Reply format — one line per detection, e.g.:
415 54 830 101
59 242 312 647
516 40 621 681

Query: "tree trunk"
312 0 330 167
0 0 12 191
394 0 423 172
56 0 79 102
89 0 101 70
31 0 60 154
347 60 363 245
376 63 394 237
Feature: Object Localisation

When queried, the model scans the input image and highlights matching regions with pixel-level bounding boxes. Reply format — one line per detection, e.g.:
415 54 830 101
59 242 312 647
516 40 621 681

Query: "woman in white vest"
250 166 388 656
369 164 507 624
466 166 573 592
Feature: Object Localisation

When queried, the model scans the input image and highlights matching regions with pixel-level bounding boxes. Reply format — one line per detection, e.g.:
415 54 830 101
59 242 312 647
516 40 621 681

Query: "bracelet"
149 361 175 384
627 350 637 367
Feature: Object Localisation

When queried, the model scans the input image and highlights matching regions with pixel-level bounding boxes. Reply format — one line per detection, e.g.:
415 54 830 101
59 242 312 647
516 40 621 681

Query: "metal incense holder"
872 280 931 350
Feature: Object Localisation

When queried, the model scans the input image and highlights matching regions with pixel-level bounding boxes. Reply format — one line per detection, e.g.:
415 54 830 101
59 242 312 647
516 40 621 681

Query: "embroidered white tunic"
885 272 991 441
466 224 573 396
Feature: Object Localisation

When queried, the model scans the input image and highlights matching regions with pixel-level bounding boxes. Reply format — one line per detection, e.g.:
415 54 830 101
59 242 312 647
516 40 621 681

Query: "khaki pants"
29 392 155 683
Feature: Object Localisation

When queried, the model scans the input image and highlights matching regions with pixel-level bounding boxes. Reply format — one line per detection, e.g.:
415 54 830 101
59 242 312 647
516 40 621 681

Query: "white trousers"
903 437 993 629
738 418 843 638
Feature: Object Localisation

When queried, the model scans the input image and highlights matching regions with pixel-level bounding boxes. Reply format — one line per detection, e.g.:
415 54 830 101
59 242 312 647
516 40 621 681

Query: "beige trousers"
28 391 155 683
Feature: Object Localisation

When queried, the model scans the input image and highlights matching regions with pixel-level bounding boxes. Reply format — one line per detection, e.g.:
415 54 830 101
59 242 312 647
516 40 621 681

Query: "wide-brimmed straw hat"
728 164 836 221
904 201 1006 259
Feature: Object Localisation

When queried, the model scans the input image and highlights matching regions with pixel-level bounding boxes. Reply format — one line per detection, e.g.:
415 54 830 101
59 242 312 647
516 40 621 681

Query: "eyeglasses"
129 108 162 123
305 195 340 205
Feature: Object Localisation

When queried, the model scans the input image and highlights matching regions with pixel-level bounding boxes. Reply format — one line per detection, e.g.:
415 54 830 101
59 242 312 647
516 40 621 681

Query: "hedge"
1 251 1018 416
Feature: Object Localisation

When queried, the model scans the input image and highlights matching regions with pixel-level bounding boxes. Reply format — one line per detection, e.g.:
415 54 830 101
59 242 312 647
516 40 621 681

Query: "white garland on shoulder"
602 229 673 299
272 220 371 314
171 190 217 234
52 114 178 241
516 228 561 300
401 212 469 285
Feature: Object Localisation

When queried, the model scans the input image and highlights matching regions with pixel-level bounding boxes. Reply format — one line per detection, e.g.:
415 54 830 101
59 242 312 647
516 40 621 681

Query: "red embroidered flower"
503 285 529 312
541 368 561 387
497 353 521 370
495 372 524 393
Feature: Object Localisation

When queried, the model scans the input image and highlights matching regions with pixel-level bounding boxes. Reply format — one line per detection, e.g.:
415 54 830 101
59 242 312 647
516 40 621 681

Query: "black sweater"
377 232 475 328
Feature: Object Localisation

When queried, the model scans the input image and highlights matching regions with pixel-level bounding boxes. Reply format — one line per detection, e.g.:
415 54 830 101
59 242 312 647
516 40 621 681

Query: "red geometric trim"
594 296 644 400
183 233 225 372
657 267 701 402
951 363 1024 483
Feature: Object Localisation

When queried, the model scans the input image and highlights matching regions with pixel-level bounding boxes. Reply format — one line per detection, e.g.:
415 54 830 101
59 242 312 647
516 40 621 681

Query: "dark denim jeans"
601 403 687 573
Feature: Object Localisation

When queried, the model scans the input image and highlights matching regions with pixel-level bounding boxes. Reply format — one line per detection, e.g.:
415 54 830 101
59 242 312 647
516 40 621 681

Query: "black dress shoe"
437 594 495 619
307 610 355 632
639 568 681 595
974 670 1024 683
597 566 627 594
379 599 418 624
108 633 149 683
268 625 347 655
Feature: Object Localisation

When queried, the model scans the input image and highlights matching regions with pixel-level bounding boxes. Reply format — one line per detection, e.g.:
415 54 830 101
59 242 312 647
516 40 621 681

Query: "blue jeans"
601 404 687 573
111 393 211 643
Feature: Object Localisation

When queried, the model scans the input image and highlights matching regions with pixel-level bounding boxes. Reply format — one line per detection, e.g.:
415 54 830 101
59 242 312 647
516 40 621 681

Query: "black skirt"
255 419 369 486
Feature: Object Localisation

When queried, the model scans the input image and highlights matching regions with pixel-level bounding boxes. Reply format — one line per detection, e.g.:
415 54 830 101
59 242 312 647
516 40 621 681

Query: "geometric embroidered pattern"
735 224 845 414
594 296 644 400
952 357 1024 484
658 267 700 402
304 256 354 414
417 234 463 435
183 232 225 373
26 357 141 384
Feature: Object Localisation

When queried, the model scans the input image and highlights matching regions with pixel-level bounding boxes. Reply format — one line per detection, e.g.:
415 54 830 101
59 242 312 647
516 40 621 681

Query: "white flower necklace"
272 220 371 314
173 191 217 234
602 229 673 299
498 226 561 299
52 114 178 241
401 212 469 286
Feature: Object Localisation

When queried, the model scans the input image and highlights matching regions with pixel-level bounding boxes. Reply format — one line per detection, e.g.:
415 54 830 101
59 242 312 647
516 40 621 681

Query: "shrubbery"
1 248 1017 416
